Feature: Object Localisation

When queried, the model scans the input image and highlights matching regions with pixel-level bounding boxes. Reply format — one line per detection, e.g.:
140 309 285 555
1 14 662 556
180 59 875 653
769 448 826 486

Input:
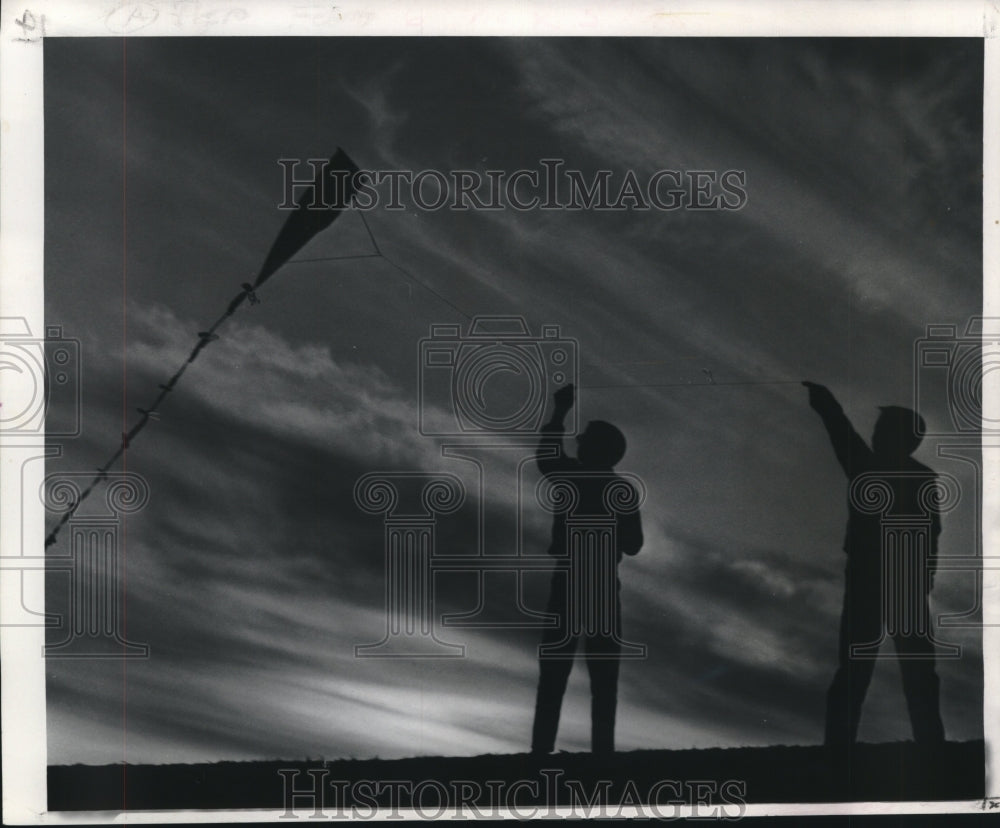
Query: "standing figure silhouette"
803 381 945 747
530 384 643 756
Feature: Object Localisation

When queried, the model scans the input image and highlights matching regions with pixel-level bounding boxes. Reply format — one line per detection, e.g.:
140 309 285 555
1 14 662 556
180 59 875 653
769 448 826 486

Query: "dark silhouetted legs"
825 576 944 746
585 634 621 754
895 626 945 744
531 621 576 754
825 584 880 747
532 573 623 754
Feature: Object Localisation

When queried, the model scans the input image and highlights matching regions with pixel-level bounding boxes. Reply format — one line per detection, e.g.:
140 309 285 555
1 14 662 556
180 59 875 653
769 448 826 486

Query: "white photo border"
1 0 997 822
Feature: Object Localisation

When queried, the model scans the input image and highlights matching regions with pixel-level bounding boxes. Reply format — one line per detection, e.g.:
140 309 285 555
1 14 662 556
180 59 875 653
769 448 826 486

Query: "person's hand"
802 381 836 412
553 383 575 414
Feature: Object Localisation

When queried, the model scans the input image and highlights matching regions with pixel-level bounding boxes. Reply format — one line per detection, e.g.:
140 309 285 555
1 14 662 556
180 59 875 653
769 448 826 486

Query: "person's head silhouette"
871 405 925 461
576 420 627 469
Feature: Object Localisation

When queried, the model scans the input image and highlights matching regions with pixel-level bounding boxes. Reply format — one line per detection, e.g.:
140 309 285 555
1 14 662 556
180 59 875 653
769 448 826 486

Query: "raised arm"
802 381 872 478
537 383 575 477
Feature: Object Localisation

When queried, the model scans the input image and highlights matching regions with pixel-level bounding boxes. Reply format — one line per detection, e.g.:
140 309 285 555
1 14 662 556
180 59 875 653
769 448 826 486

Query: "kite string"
581 379 802 391
353 214 794 386
358 211 472 321
287 220 797 391
358 207 381 255
354 213 797 391
282 210 473 321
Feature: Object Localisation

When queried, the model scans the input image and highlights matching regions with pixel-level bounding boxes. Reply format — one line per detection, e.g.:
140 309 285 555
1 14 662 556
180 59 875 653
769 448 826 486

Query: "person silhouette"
803 381 945 747
530 383 643 756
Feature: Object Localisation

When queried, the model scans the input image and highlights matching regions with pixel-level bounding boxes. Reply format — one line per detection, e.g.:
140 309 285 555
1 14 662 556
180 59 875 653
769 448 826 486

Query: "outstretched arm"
538 383 575 476
802 381 872 478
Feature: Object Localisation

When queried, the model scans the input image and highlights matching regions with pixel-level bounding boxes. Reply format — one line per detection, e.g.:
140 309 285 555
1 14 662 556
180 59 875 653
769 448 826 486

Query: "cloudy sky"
43 37 983 765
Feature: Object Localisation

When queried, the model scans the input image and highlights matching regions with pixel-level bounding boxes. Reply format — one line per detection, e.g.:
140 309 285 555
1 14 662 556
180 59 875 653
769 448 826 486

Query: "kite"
45 148 360 547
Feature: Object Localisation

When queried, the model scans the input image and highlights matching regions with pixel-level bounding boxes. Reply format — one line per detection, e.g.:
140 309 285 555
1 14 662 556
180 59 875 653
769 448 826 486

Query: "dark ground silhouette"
48 740 985 812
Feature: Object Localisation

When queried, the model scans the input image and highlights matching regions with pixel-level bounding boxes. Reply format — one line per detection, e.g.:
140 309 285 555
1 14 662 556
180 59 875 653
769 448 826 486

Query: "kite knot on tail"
241 282 260 305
